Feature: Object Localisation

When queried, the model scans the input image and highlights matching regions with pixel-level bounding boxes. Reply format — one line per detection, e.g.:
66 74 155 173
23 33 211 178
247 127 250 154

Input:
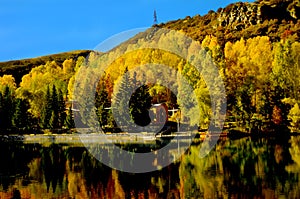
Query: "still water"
0 135 300 199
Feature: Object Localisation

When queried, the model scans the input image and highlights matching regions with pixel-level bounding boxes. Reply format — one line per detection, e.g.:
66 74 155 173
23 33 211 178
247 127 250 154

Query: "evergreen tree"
0 93 4 129
95 78 111 128
113 68 152 129
2 86 15 130
57 89 66 129
50 85 59 129
13 98 32 131
112 67 132 128
49 111 56 130
129 84 152 126
65 106 75 129
41 86 52 129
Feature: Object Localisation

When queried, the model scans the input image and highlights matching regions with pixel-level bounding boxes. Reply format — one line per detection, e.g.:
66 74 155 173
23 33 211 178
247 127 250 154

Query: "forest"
0 0 300 134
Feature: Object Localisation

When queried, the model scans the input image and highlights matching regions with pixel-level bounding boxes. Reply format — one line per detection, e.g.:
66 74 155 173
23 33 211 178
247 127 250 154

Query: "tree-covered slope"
0 0 300 133
157 0 300 46
0 50 91 84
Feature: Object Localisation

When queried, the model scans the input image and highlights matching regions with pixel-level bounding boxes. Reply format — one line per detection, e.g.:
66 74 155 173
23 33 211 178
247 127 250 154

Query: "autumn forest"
0 0 300 136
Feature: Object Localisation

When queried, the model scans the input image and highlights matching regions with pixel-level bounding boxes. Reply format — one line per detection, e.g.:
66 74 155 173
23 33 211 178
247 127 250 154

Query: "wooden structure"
150 103 168 125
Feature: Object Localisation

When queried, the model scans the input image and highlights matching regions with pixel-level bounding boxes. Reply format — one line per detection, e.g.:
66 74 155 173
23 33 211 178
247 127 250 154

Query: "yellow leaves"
63 59 74 75
247 36 272 75
291 42 300 58
74 56 85 72
288 103 300 132
282 97 296 106
289 137 300 167
104 48 183 84
225 37 246 60
149 84 166 97
224 41 233 58
225 36 272 85
21 71 47 93
0 75 16 91
18 61 69 117
67 76 75 100
20 61 65 92
177 59 184 72
201 35 218 50
45 61 63 79
195 86 211 128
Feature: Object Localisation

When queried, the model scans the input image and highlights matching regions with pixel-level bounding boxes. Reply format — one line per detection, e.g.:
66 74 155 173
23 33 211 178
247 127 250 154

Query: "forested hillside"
0 50 91 84
158 0 300 45
155 0 300 133
0 0 299 134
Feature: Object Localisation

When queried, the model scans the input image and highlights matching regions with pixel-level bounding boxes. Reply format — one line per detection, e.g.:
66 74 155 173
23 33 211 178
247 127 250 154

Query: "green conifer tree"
0 93 3 129
113 69 152 129
65 106 75 129
129 84 152 126
2 86 15 130
13 98 32 131
57 89 66 129
112 67 133 129
95 78 110 128
50 85 59 129
41 86 52 129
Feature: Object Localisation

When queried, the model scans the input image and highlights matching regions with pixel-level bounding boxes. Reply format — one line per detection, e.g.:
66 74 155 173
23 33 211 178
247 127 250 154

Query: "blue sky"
0 0 248 61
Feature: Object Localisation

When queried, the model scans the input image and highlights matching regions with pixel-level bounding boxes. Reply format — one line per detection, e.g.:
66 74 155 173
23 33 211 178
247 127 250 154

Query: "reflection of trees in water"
37 145 111 198
286 136 300 197
179 137 299 198
289 136 300 166
2 138 300 198
0 142 39 190
117 163 180 198
41 144 66 193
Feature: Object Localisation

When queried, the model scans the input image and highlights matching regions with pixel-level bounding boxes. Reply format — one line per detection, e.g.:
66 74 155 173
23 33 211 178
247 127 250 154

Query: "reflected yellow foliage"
289 136 300 166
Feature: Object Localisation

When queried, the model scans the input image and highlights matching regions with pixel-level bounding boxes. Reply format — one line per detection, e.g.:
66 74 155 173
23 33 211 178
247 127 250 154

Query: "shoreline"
0 129 299 144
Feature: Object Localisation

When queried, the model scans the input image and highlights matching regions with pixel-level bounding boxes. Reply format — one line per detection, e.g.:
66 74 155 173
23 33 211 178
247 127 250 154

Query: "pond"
0 135 300 198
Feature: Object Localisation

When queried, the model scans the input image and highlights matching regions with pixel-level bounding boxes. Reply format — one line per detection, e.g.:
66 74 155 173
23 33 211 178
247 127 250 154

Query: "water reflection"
180 137 299 198
0 136 300 198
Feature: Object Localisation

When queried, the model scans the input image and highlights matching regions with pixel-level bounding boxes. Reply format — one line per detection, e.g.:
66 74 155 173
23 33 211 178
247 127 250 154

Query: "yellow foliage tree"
0 75 16 91
18 61 67 118
63 59 74 76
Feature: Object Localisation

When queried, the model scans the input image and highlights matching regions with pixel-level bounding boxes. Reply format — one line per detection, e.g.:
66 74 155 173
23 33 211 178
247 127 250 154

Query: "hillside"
157 0 300 46
0 50 91 84
81 0 300 133
1 0 299 84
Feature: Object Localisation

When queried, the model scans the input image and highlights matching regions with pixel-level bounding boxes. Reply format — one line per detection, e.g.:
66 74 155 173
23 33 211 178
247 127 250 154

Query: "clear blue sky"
0 0 249 62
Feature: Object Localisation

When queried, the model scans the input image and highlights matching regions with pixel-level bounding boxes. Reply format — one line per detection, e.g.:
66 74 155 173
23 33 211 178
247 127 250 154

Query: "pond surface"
1 135 300 198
